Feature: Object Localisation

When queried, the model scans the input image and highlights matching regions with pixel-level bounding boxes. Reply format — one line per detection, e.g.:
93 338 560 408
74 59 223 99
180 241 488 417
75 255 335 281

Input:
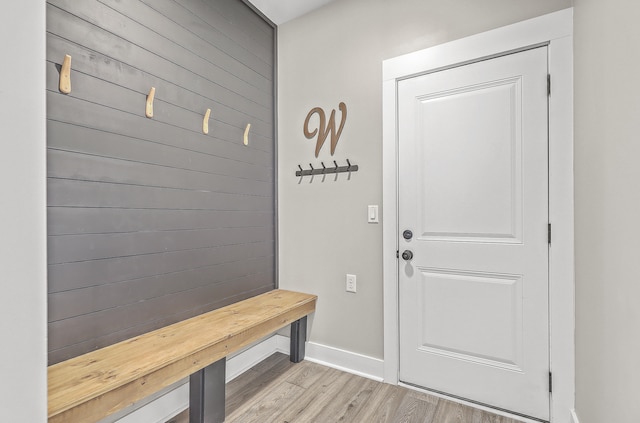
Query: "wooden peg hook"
145 87 156 118
59 54 72 94
243 123 251 146
203 108 211 134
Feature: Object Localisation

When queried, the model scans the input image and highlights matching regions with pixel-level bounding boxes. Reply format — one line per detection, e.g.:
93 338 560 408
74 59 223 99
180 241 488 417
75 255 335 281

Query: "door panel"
417 79 522 243
398 47 549 420
417 269 523 369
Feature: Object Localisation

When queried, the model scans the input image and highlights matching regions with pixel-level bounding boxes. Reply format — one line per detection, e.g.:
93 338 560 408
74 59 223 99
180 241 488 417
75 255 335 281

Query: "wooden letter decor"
304 102 347 157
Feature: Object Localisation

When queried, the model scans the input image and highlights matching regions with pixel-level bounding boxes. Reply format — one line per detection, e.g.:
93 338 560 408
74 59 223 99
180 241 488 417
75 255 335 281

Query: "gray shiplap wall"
46 0 276 364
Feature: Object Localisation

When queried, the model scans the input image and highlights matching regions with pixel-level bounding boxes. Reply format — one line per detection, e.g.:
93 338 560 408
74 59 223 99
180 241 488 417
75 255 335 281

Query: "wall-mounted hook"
243 123 251 146
203 108 211 134
59 54 72 94
295 160 359 177
145 87 156 118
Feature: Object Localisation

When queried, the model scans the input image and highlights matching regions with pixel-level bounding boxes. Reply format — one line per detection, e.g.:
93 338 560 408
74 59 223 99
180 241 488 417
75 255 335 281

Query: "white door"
398 47 549 420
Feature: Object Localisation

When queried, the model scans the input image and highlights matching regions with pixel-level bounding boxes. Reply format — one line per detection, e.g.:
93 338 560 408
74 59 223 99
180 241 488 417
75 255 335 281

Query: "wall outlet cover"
346 274 357 293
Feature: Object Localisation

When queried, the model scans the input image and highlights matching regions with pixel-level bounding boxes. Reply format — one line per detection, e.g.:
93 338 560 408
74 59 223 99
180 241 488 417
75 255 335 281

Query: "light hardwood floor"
168 353 524 423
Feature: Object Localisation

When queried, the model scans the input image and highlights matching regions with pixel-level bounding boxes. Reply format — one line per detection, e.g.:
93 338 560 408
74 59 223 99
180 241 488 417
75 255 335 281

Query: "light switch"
368 205 379 223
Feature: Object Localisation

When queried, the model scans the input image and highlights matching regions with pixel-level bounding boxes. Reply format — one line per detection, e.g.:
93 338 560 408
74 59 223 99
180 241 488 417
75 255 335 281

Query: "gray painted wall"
47 0 276 364
574 0 640 421
277 0 571 360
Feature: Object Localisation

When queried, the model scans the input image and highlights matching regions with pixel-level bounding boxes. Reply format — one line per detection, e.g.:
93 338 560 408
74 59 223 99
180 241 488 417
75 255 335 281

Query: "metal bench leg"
290 316 307 363
189 357 226 423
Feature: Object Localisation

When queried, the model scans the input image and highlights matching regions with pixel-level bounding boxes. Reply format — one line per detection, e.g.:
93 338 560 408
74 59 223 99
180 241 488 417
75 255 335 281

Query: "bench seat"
48 289 317 423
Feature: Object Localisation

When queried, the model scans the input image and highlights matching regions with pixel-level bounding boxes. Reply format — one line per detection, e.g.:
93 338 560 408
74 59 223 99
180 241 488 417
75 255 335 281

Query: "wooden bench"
48 289 317 423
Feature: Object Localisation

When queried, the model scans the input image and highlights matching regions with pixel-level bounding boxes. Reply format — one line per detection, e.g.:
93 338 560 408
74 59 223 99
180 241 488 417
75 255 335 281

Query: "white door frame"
382 9 574 423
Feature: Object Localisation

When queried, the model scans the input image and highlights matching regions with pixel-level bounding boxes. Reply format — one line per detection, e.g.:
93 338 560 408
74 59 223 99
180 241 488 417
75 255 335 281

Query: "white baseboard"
570 409 580 423
272 334 384 381
306 342 384 381
110 334 384 422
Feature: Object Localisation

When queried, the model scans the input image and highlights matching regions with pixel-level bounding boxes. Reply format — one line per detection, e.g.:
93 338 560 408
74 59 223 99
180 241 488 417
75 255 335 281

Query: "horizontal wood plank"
48 270 275 350
47 92 273 163
139 0 272 77
174 0 273 60
209 0 274 47
47 121 272 185
44 61 274 141
48 240 273 293
47 178 273 212
45 33 272 125
48 226 274 264
48 256 274 321
47 0 272 107
48 286 274 365
47 149 272 197
98 0 273 83
47 206 273 236
48 290 317 423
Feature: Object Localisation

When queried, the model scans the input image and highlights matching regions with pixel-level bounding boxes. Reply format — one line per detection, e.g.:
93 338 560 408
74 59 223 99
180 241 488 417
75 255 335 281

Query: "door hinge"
549 372 553 393
547 74 551 96
396 250 399 259
548 223 552 244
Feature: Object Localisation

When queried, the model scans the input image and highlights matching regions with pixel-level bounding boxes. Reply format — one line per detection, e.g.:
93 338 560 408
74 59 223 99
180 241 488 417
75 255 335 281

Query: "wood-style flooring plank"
226 353 296 415
392 388 440 423
310 374 379 422
431 399 474 423
230 381 304 423
470 406 522 423
265 368 351 422
226 356 332 422
218 354 519 423
284 360 330 390
166 353 529 423
352 383 409 422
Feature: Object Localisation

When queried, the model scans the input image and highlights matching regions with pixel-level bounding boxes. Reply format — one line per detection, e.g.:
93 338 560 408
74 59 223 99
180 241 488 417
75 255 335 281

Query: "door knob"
401 250 413 261
403 230 413 240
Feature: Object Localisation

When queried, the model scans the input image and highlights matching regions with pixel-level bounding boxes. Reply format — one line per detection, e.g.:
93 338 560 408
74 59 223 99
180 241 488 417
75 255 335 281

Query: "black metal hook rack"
295 159 359 177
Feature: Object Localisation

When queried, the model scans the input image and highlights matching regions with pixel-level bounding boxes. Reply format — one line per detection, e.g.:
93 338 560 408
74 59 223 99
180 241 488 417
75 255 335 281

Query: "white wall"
574 0 640 421
0 2 48 422
277 0 571 359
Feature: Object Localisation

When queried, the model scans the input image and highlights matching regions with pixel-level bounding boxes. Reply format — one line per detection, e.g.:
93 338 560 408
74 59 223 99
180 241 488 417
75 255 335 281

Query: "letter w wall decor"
303 102 347 157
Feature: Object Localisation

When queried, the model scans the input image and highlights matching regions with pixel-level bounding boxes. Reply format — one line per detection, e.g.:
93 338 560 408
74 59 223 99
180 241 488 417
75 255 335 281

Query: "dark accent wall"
46 0 276 364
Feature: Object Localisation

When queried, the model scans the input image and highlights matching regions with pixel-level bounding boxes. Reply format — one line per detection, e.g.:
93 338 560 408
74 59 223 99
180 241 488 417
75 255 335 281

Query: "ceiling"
249 0 337 25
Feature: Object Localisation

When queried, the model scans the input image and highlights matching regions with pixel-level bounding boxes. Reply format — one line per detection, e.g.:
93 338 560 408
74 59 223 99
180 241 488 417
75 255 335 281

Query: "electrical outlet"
346 274 357 293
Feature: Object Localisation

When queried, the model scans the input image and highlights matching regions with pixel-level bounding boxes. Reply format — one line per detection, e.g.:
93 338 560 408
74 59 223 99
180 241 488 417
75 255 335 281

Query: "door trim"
382 8 574 423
